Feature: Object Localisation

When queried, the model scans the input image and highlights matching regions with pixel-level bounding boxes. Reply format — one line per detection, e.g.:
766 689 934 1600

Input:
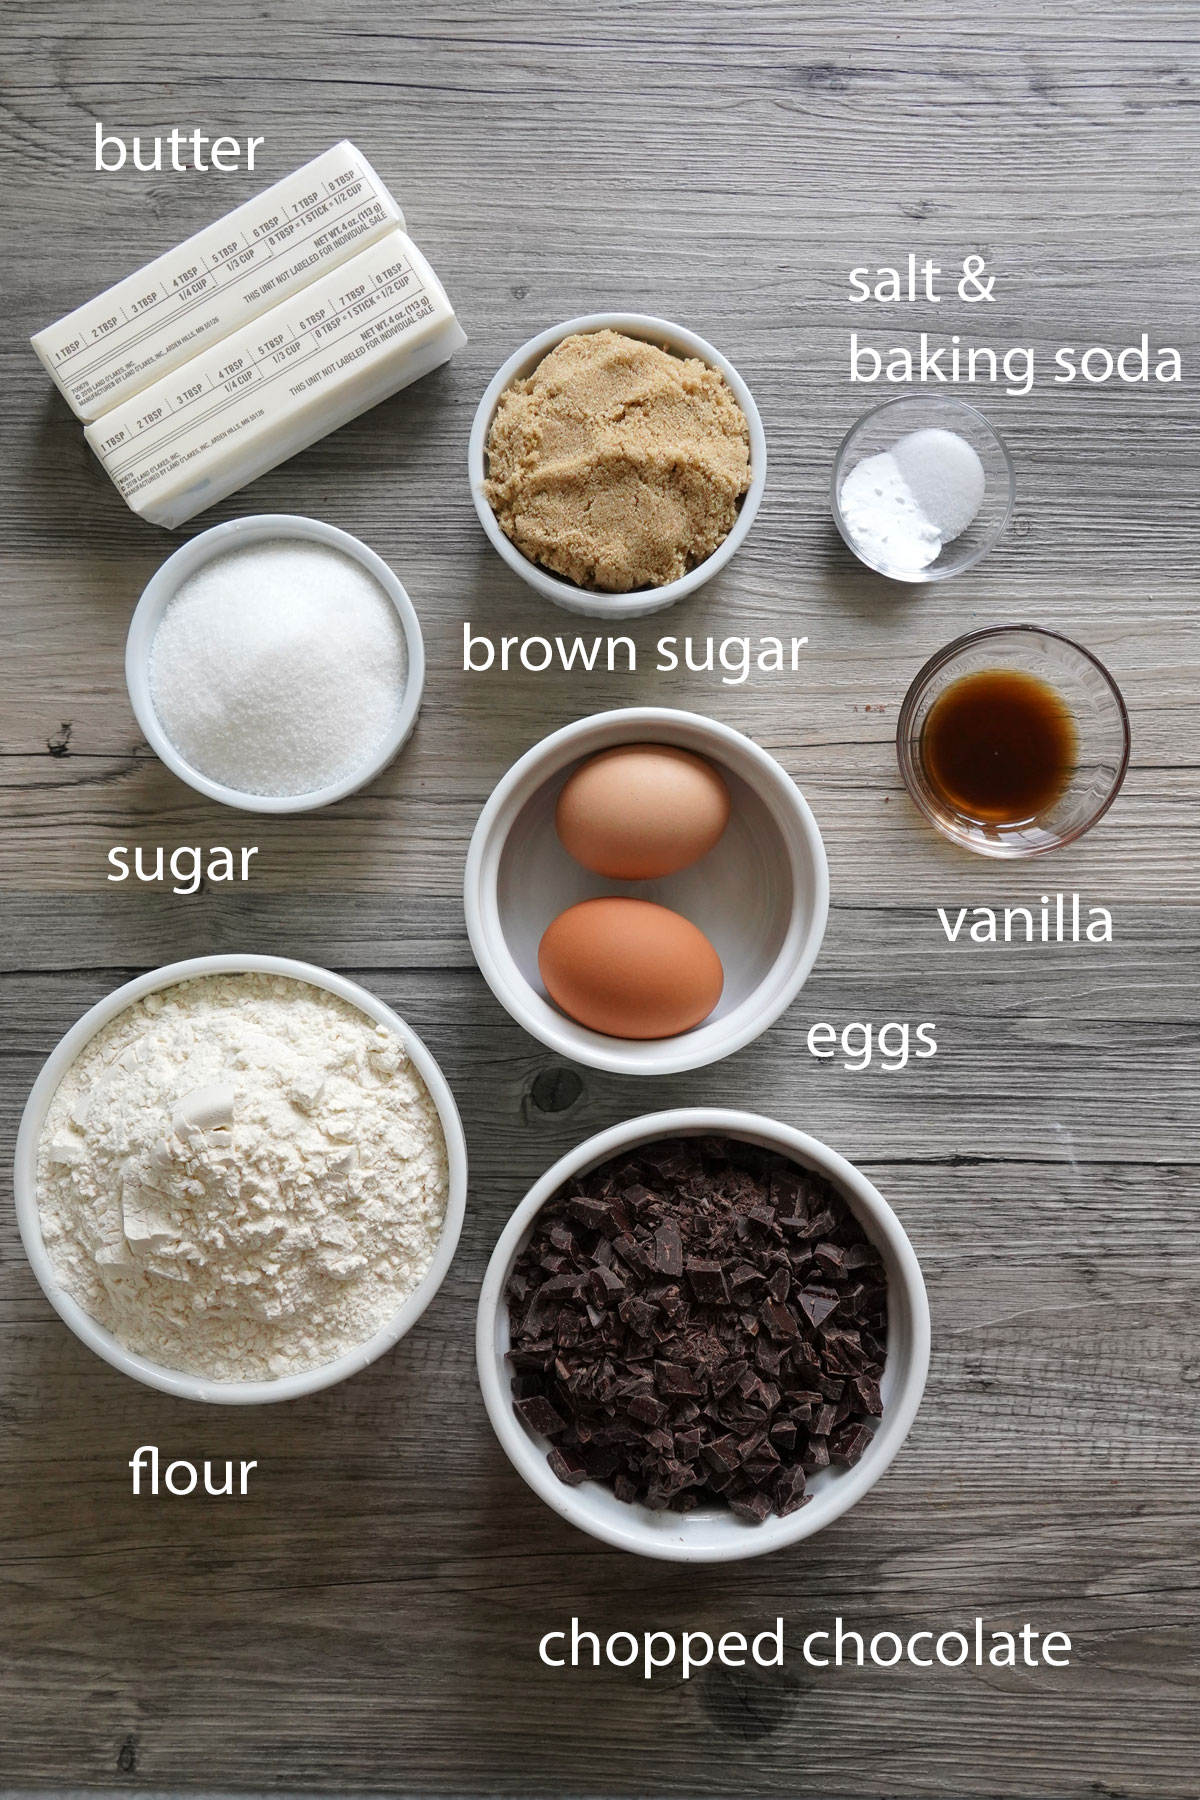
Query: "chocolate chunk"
797 1289 839 1329
654 1360 702 1398
618 1295 659 1337
654 1220 684 1276
514 1394 567 1438
685 1258 730 1305
813 1241 847 1279
770 1170 804 1216
762 1299 801 1341
851 1373 883 1416
547 1447 587 1486
728 1490 772 1524
657 1284 686 1319
774 1464 808 1516
703 1434 741 1476
566 1194 612 1233
711 1357 748 1398
581 1445 620 1480
829 1421 875 1466
590 1264 625 1302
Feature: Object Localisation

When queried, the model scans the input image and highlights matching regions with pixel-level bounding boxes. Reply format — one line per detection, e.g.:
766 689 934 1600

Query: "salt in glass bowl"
831 393 1015 583
896 624 1131 858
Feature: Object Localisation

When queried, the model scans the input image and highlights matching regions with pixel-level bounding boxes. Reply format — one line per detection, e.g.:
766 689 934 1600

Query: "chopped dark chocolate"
514 1394 567 1438
685 1259 730 1305
797 1289 840 1329
774 1463 809 1516
547 1447 587 1486
728 1489 772 1524
505 1134 888 1524
654 1220 684 1276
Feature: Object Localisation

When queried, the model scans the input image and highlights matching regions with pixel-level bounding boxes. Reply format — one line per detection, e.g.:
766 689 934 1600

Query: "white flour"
36 973 449 1381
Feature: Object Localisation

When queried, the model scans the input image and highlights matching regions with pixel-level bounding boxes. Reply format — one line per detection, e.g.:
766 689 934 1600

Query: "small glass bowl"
831 394 1015 582
897 625 1131 858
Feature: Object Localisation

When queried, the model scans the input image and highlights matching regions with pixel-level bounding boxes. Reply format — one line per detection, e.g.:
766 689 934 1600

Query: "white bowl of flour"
14 956 467 1403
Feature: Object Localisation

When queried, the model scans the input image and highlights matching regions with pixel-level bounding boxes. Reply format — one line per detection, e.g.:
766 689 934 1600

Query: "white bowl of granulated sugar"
125 515 425 814
13 955 467 1403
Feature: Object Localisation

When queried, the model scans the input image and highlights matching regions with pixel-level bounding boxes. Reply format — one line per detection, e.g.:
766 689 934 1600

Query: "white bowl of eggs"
463 709 829 1075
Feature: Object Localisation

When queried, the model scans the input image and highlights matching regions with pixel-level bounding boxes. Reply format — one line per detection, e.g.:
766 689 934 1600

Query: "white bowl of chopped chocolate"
476 1109 930 1562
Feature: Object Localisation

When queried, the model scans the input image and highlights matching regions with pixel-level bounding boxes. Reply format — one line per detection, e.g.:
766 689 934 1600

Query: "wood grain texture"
1 2 1198 1796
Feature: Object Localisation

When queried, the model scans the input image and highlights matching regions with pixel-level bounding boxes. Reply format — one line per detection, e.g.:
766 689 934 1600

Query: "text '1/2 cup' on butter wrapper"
30 142 405 423
84 233 466 529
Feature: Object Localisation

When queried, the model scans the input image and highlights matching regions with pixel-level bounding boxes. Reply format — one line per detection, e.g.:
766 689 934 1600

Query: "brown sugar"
484 329 752 593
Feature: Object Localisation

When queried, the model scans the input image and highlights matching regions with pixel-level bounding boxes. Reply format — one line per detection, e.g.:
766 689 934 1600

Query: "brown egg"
555 744 731 880
538 897 724 1039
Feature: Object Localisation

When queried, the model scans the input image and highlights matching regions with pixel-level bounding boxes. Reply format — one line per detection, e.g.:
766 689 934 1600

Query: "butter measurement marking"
62 166 378 365
76 192 386 391
105 263 423 476
63 180 384 383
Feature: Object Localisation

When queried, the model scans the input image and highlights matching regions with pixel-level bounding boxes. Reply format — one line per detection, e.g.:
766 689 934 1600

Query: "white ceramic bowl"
463 708 828 1076
13 954 467 1404
125 515 426 813
477 1109 930 1562
468 313 767 619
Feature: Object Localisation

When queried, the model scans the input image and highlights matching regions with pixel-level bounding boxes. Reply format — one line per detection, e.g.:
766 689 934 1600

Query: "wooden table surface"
2 3 1198 1795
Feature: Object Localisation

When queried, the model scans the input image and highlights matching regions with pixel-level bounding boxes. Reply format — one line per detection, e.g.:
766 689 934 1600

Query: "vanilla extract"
920 666 1076 825
938 895 1112 944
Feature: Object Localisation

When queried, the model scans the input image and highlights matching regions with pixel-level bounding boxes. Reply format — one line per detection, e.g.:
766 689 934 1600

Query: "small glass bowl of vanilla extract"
897 626 1130 857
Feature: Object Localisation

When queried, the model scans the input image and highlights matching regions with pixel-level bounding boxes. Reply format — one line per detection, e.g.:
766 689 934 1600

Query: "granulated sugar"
839 427 986 574
36 972 448 1381
148 538 408 797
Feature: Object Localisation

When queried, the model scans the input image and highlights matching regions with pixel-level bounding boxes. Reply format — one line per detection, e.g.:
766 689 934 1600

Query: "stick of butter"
84 231 466 528
31 142 404 422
